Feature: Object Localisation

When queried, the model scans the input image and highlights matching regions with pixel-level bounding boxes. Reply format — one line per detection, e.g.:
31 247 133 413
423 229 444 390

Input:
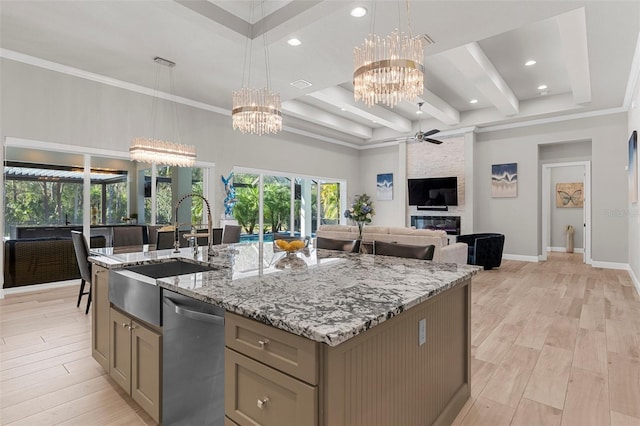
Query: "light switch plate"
419 318 426 346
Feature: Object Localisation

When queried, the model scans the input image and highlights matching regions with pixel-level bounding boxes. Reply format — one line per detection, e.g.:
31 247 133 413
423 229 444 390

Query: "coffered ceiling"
1 1 639 148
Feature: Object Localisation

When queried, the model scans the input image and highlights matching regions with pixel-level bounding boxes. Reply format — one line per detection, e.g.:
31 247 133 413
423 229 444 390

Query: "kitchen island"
90 242 479 425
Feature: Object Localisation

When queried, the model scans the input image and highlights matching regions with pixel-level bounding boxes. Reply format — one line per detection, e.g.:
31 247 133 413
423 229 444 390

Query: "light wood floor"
1 253 639 425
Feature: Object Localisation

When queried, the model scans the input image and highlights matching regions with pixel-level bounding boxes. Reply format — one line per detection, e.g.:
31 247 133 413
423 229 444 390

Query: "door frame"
541 161 591 264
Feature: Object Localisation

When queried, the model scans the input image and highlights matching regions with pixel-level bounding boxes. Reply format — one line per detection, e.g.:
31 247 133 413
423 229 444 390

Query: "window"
4 161 128 236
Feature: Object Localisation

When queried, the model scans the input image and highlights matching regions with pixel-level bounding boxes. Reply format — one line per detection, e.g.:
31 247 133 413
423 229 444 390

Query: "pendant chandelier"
130 57 196 167
232 0 282 136
353 0 425 108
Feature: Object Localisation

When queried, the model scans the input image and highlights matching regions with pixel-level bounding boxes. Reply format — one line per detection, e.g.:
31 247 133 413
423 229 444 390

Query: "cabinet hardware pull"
258 339 269 349
257 397 269 409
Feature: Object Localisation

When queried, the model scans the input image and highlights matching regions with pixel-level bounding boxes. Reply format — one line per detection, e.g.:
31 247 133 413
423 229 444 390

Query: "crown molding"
0 48 633 152
475 107 627 133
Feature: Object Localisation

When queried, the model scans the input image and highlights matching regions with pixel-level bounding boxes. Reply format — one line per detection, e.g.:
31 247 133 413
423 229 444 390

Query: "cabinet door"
131 321 161 424
109 308 131 393
91 265 110 371
226 349 317 426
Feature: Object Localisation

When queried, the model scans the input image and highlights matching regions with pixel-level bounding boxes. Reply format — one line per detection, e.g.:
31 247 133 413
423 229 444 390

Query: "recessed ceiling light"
290 79 312 89
525 60 537 66
469 99 478 104
538 84 548 90
350 7 367 18
287 38 301 46
341 108 346 111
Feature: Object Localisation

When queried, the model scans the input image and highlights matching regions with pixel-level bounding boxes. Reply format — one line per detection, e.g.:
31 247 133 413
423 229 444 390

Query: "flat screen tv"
408 177 458 206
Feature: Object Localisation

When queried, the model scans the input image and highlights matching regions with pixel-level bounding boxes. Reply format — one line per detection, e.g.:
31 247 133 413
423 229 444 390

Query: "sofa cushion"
362 226 389 234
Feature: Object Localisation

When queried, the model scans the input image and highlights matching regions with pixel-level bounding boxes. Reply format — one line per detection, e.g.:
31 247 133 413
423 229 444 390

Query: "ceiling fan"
411 102 443 144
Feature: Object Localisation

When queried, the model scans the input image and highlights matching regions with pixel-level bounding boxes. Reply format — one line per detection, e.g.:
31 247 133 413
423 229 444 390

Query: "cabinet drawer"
225 312 318 385
225 349 317 426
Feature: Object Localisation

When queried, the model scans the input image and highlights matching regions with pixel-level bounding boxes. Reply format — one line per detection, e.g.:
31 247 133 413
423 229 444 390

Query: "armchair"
456 233 505 270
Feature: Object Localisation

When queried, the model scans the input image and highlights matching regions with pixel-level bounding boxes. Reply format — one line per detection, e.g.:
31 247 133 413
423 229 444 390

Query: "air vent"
419 34 435 45
290 79 312 89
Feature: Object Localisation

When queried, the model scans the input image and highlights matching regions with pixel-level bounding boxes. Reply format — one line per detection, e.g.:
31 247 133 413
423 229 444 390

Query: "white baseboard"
629 267 640 296
547 246 584 253
502 254 539 262
590 261 630 271
2 279 79 298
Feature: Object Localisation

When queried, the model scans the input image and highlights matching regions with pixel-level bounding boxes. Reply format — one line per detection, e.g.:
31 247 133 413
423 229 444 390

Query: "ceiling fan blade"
423 138 443 145
422 129 440 137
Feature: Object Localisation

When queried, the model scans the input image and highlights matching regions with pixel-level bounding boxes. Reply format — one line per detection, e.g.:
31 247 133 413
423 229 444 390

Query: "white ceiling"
1 1 639 148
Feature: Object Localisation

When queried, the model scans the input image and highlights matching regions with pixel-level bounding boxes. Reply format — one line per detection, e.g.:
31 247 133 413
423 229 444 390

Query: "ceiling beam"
308 86 412 133
281 100 373 139
443 42 520 116
175 1 249 37
556 8 592 105
417 91 460 125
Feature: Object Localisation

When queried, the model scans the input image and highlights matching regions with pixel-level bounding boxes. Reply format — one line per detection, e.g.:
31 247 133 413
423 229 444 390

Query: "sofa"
315 225 468 265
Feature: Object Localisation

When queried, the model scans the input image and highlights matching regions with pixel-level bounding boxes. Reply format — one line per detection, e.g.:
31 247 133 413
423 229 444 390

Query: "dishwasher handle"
163 296 224 325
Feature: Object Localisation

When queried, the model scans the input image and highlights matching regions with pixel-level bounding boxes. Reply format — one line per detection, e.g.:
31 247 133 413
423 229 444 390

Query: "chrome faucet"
173 193 215 258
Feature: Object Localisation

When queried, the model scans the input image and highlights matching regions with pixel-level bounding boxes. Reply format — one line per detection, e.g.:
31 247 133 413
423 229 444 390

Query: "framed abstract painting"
491 163 517 198
629 130 638 204
377 173 393 201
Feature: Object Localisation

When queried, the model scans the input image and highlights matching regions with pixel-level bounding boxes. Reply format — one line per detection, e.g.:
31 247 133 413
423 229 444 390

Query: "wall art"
491 163 517 198
556 182 584 208
376 173 393 201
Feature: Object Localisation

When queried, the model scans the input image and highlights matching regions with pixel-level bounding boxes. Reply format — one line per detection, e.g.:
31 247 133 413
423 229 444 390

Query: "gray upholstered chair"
373 240 435 260
315 236 361 253
111 226 144 247
71 231 92 314
222 225 242 244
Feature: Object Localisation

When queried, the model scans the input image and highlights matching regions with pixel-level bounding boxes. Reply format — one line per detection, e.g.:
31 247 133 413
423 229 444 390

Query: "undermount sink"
124 259 217 279
109 259 217 326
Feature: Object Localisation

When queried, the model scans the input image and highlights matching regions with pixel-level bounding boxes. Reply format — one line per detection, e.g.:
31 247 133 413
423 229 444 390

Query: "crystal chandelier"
232 0 282 136
232 87 282 136
353 0 425 108
130 138 196 167
130 57 196 166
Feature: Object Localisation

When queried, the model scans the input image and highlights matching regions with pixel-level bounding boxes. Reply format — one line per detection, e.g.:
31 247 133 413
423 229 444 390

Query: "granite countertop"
90 243 480 347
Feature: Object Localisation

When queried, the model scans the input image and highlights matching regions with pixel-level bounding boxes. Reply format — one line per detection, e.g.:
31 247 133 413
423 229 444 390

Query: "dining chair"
146 225 163 246
373 241 435 260
157 230 182 250
212 228 223 245
222 225 242 244
111 226 144 247
71 231 92 314
315 236 361 253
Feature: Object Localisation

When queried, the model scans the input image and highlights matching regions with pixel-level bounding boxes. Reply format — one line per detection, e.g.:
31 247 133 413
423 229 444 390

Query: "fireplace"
411 216 461 235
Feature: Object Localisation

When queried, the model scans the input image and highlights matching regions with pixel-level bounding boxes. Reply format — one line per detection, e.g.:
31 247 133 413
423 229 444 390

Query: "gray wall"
0 58 361 223
550 166 584 250
476 113 629 263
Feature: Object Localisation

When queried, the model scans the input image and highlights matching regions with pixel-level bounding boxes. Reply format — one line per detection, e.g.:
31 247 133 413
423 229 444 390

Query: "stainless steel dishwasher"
162 289 225 425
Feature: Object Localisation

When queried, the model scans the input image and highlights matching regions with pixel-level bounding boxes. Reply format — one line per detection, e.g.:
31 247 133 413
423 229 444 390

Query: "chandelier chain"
261 0 271 90
169 67 183 145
